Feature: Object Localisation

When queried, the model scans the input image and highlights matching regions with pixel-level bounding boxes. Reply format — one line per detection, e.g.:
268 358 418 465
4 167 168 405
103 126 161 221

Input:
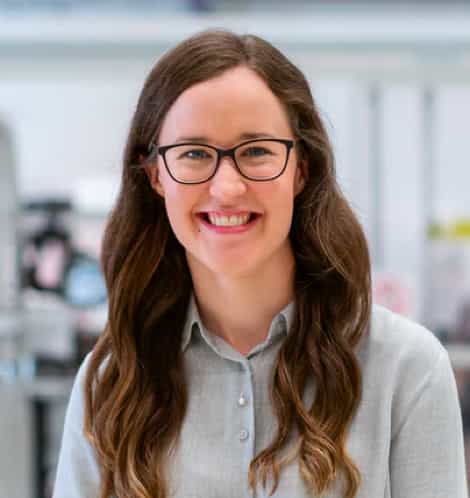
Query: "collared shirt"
53 300 468 498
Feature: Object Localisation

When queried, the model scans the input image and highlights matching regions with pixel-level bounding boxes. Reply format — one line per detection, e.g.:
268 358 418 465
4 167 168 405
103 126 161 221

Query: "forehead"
158 66 292 145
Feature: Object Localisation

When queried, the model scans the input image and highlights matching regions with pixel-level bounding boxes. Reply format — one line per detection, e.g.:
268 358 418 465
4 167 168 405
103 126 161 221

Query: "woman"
53 30 467 498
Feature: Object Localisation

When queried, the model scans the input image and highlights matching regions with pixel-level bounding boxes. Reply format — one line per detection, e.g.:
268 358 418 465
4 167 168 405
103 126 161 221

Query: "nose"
208 156 247 199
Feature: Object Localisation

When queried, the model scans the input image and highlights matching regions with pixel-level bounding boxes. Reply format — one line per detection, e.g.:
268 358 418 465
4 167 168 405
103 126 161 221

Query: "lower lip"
197 214 261 234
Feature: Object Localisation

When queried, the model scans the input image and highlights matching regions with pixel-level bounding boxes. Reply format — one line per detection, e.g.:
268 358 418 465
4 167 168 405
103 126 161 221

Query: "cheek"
164 197 182 236
275 196 295 235
264 179 296 224
162 187 199 242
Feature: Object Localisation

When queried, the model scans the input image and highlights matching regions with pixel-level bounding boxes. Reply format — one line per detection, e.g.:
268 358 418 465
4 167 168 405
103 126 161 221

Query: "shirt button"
239 429 249 441
238 394 247 406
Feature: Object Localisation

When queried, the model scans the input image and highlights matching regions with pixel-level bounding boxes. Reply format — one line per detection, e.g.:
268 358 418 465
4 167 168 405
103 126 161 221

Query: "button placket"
236 360 254 448
239 428 249 441
238 393 247 407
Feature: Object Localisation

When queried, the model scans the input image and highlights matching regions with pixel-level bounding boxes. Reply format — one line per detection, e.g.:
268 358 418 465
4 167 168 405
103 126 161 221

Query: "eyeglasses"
148 138 295 185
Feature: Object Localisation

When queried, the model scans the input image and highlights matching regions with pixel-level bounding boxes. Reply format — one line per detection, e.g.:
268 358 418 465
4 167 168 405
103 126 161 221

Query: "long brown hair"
84 29 371 498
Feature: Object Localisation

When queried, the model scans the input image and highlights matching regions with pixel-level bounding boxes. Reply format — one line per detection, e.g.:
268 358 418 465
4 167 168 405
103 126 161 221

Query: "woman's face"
148 65 306 279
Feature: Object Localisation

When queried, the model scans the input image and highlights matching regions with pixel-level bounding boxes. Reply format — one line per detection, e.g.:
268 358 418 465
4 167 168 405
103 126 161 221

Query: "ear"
294 158 308 196
144 162 165 198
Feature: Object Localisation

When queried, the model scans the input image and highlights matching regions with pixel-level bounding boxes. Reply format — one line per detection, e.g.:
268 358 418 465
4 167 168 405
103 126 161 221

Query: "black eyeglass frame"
147 138 295 185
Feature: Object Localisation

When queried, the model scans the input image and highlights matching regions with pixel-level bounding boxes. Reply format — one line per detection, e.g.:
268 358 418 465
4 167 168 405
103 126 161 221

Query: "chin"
190 252 263 279
209 259 259 278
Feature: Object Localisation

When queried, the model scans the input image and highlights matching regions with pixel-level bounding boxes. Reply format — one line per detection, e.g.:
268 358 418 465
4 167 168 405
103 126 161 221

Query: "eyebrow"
174 132 277 143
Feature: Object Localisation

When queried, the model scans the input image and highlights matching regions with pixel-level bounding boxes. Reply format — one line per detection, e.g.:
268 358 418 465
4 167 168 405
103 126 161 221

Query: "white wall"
0 60 150 202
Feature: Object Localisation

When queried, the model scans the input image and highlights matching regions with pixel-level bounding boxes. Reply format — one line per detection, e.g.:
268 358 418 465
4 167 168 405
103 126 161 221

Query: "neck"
188 252 296 355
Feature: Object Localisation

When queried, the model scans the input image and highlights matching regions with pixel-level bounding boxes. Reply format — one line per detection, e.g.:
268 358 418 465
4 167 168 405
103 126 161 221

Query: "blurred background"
0 1 469 497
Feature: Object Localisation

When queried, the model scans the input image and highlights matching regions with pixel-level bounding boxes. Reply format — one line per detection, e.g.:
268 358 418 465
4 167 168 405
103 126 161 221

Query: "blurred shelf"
0 6 470 50
16 376 74 401
0 7 469 83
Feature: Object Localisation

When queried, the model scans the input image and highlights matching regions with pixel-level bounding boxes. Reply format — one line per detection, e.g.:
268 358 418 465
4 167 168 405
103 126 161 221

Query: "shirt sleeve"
390 348 468 498
52 354 101 498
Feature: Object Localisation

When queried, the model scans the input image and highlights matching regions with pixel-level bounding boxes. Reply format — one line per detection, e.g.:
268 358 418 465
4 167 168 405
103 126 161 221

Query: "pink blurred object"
34 240 67 289
372 271 415 317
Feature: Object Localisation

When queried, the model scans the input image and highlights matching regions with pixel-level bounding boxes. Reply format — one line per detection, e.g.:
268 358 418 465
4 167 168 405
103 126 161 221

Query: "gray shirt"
53 299 468 497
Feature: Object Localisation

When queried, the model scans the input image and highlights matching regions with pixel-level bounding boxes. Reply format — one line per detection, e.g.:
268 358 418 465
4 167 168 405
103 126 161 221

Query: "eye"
242 146 272 157
182 149 212 160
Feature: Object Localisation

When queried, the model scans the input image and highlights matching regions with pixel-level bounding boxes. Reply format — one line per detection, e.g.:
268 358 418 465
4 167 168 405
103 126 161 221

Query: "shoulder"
65 353 93 423
355 305 457 438
356 304 452 417
53 356 103 496
68 351 110 417
357 303 447 377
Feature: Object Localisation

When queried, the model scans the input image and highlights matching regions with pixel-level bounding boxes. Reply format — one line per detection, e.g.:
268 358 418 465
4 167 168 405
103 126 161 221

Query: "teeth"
207 213 251 226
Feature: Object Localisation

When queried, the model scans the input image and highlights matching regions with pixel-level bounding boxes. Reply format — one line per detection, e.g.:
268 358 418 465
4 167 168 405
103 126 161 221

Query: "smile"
208 213 250 226
197 212 261 233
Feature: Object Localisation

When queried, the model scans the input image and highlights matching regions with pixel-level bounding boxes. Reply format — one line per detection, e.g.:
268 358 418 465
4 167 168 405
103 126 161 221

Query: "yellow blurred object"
453 220 470 239
428 219 470 240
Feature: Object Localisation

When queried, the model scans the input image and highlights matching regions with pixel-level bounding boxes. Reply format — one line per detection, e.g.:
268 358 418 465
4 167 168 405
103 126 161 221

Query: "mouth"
197 212 261 228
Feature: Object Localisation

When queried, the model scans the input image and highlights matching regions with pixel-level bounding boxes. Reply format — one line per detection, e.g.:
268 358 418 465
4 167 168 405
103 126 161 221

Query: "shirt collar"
181 294 200 352
181 293 295 353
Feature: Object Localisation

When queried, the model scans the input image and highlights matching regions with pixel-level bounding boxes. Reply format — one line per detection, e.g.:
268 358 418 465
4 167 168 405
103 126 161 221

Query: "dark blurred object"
34 354 76 376
188 0 213 11
21 198 107 309
21 199 72 295
456 300 470 342
75 330 99 366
